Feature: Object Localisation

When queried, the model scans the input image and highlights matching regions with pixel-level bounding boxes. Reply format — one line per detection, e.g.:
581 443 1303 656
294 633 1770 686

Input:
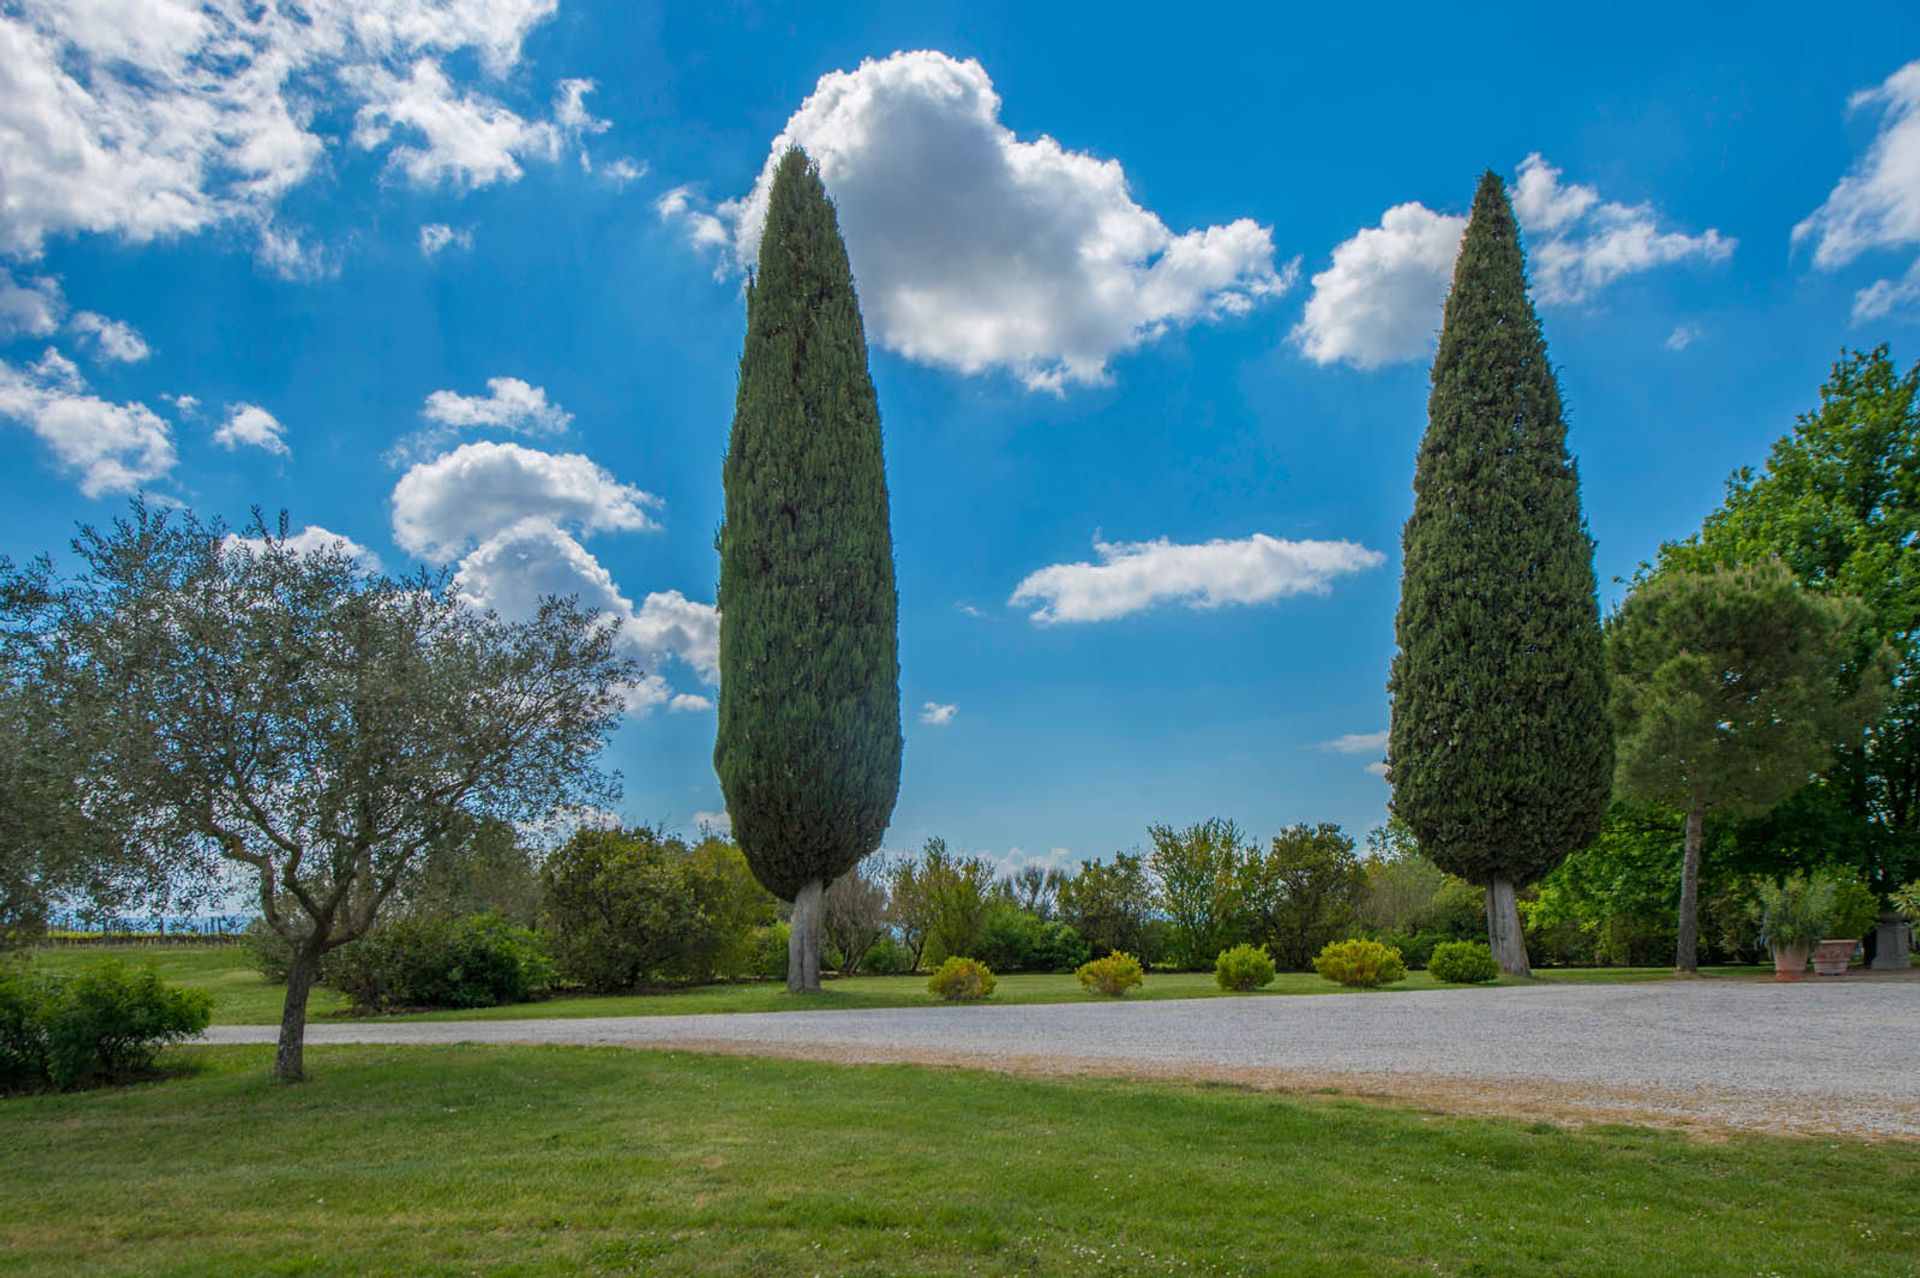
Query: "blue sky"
3 2 1919 872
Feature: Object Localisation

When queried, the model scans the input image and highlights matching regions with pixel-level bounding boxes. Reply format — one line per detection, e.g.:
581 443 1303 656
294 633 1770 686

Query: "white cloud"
423 376 570 433
1664 322 1703 352
663 50 1291 391
0 269 63 338
0 347 175 495
955 602 985 618
1010 532 1385 624
212 402 288 455
69 311 149 363
1321 730 1388 754
225 525 382 572
163 392 199 416
418 222 474 257
0 1 590 267
597 157 646 187
390 441 659 559
1796 61 1920 322
692 809 732 836
920 701 958 725
1292 203 1465 370
1295 154 1732 368
1364 761 1390 779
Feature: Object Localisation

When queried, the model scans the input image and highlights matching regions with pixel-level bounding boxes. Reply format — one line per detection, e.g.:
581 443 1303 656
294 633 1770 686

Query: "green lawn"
23 944 1769 1025
0 1044 1912 1276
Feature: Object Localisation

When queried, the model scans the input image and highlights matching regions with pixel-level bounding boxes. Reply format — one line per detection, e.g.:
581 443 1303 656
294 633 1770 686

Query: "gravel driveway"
205 978 1920 1137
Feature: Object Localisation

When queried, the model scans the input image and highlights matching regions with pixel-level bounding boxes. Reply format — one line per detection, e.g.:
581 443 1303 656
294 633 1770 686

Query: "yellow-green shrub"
1213 943 1276 991
1426 940 1499 984
1076 951 1144 997
1312 938 1406 988
926 956 996 1001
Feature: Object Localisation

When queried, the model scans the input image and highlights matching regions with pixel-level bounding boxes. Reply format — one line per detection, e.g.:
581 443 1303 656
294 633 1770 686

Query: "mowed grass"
0 1045 1912 1277
24 944 1768 1025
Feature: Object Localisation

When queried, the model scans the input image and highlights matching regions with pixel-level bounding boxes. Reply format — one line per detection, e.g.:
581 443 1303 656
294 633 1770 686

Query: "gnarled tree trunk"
788 878 823 993
274 944 319 1082
1675 802 1704 974
1484 877 1531 978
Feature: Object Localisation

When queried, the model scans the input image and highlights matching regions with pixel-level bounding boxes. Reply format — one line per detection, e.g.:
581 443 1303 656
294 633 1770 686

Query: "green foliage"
400 816 544 927
1313 939 1407 989
925 956 995 1002
715 147 902 915
1389 172 1612 891
1426 941 1499 984
1658 347 1920 890
1 958 211 1092
890 838 998 966
1825 871 1882 940
973 906 1090 973
1895 880 1920 921
1076 951 1145 997
1057 854 1153 959
858 933 912 976
1243 823 1367 970
1754 873 1837 952
541 826 778 991
1212 943 1276 991
326 913 549 1013
1610 560 1891 822
751 924 791 980
1148 818 1253 970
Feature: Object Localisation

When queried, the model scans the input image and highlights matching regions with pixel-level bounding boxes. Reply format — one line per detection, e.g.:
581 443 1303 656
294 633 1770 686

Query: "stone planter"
1871 912 1913 971
1771 945 1808 981
1811 938 1857 976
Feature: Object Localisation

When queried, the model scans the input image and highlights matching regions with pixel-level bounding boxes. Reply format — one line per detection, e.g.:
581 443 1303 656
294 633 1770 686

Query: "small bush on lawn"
927 956 996 1001
974 907 1092 973
751 923 791 980
1077 951 1144 997
329 913 549 1013
1427 940 1499 984
1213 943 1276 991
1312 939 1406 988
2 959 212 1093
860 933 913 975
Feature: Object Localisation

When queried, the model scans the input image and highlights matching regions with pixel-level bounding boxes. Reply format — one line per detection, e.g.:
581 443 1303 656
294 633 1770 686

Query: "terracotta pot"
1811 938 1857 976
1772 945 1808 982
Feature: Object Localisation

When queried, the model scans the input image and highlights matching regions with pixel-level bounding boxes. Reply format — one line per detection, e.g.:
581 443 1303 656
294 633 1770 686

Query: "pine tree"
715 148 903 993
1387 172 1612 976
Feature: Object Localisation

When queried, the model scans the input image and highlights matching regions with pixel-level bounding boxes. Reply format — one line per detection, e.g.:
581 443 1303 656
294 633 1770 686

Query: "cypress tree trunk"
274 945 317 1082
1676 801 1704 974
715 148 903 995
1484 878 1530 978
1387 172 1612 975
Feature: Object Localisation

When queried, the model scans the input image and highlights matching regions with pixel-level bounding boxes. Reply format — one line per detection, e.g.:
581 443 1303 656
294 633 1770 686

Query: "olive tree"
45 504 633 1080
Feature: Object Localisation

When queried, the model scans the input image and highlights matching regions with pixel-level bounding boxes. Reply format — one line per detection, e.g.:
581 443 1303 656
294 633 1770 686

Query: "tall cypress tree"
715 148 902 993
1387 172 1612 976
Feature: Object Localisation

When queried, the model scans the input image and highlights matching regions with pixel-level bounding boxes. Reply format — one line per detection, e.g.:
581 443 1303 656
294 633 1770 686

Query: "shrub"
1076 951 1144 997
926 956 995 1002
3 959 212 1092
1427 940 1499 984
328 912 549 1013
1213 943 1276 991
860 933 912 975
750 923 791 980
239 916 299 983
975 907 1092 973
1753 873 1835 953
1312 939 1406 988
1825 871 1881 940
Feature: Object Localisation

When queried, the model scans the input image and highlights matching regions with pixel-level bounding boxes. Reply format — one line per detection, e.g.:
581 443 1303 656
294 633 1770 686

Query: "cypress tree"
715 148 903 993
1386 172 1612 976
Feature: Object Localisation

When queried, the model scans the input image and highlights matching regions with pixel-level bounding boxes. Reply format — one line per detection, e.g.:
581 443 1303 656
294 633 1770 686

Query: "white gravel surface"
204 978 1920 1136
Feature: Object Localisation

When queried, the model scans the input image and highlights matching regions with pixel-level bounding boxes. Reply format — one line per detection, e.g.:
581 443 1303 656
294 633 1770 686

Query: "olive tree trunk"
274 945 319 1082
788 878 823 993
1484 877 1531 978
1675 802 1704 974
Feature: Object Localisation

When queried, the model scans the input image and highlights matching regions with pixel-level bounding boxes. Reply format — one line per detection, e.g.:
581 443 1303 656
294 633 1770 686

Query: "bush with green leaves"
1825 871 1881 940
1213 943 1276 991
926 956 995 1002
1312 939 1407 989
1427 940 1499 984
859 933 913 975
1753 873 1836 953
1896 880 1920 922
2 959 211 1092
974 906 1091 973
751 923 791 980
327 913 549 1013
1076 951 1145 997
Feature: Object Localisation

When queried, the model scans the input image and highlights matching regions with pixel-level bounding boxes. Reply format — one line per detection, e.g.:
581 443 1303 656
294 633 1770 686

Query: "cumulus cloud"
1320 730 1388 754
423 376 570 433
0 348 175 495
225 525 382 572
69 311 149 363
0 1 601 268
212 403 288 455
662 50 1291 391
390 441 658 559
1295 154 1732 368
0 269 64 338
920 701 958 726
1010 532 1385 624
418 222 474 256
1795 61 1920 322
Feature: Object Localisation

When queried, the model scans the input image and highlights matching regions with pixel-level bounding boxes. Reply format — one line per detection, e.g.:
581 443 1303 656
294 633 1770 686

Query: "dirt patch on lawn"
595 1037 1919 1143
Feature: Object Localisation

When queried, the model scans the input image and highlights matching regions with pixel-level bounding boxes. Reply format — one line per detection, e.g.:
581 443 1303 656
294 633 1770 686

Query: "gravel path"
205 978 1920 1137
